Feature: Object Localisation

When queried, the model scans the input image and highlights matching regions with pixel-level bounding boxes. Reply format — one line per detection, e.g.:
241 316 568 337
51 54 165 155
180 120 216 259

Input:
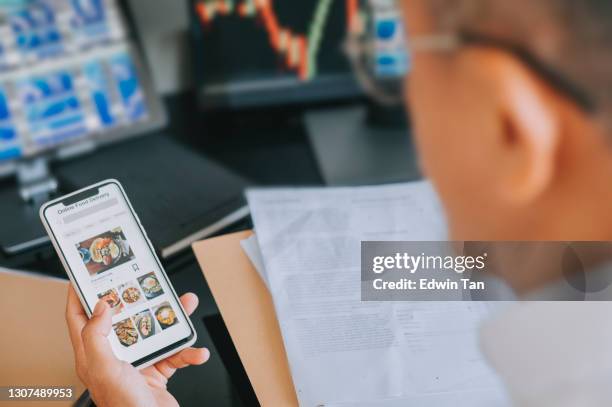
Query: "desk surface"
0 271 85 407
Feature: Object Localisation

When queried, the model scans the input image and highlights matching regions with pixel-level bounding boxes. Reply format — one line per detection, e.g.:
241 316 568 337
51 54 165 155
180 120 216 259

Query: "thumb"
81 300 118 370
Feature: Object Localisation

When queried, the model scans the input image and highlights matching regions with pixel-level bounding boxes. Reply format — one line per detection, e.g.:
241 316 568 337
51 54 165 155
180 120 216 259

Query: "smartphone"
40 179 196 368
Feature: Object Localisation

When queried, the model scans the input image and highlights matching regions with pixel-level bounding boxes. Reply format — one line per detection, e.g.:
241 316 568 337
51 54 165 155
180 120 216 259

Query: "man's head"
401 0 612 241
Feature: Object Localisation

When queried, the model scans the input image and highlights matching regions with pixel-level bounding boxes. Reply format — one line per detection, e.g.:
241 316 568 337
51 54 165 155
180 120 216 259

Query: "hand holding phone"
40 180 198 368
66 286 208 407
41 179 209 405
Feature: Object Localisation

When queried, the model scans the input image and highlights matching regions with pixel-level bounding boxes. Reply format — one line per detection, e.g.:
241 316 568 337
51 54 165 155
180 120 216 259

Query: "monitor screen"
190 0 365 109
0 0 164 169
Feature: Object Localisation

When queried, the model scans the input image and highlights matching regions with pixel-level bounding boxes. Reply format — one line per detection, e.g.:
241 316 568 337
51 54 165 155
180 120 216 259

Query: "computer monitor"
189 0 366 109
0 0 165 179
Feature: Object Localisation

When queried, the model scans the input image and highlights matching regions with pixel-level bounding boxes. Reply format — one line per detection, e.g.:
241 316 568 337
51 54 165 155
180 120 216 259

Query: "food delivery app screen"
43 182 192 364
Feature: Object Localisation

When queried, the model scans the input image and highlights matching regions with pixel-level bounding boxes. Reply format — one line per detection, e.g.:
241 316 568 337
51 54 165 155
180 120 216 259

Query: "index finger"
66 285 88 365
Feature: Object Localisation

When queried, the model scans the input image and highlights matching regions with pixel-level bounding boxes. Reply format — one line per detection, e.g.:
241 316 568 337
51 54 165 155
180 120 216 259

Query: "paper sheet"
245 181 510 406
325 388 511 407
240 235 268 289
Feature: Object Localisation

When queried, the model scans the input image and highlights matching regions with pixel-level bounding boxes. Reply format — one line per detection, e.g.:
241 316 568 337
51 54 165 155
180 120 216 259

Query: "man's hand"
66 286 209 407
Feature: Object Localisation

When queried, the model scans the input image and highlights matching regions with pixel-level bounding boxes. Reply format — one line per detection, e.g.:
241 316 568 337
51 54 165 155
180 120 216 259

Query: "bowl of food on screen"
155 303 178 330
134 311 157 339
97 289 124 315
113 318 139 347
79 247 92 263
90 237 121 266
138 273 164 299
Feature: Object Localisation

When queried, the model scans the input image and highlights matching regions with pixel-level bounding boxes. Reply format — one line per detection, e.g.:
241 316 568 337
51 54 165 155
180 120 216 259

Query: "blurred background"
0 0 417 405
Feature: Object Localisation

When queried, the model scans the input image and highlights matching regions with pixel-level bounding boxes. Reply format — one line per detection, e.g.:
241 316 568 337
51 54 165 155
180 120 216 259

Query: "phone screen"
42 181 194 365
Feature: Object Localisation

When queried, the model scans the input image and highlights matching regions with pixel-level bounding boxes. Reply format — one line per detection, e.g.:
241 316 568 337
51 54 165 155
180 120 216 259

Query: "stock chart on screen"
191 0 364 108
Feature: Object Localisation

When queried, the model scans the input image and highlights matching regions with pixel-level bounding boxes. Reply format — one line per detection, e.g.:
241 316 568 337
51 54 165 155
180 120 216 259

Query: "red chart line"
196 0 355 81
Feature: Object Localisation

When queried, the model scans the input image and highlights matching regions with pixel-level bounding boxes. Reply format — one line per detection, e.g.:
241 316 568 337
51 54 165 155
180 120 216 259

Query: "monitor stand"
0 158 59 255
17 158 58 204
304 104 421 186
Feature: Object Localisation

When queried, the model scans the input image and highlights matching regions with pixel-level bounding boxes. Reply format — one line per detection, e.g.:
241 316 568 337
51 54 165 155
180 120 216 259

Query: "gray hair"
422 0 612 122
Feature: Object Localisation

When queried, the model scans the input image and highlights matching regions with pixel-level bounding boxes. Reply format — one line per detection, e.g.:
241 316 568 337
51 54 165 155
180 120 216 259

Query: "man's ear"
488 52 562 205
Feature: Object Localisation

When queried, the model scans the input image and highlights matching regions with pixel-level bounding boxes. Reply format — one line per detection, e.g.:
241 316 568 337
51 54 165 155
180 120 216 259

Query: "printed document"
245 181 510 406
